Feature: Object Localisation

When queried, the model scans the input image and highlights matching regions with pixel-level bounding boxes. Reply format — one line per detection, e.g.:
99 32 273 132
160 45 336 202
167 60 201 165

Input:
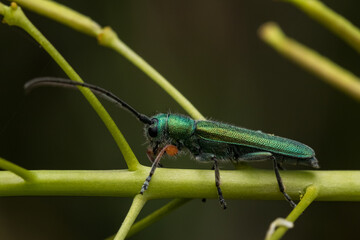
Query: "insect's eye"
148 119 158 138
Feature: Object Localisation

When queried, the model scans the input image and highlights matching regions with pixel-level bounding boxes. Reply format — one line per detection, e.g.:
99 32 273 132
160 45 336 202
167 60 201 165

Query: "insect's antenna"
25 77 153 124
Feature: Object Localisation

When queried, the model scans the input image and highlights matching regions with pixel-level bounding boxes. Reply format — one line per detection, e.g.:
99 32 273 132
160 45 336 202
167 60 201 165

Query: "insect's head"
145 113 168 142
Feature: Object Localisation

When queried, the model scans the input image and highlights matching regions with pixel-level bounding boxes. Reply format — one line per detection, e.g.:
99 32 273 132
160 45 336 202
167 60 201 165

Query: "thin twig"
114 194 147 240
286 0 360 53
259 22 360 101
268 185 318 240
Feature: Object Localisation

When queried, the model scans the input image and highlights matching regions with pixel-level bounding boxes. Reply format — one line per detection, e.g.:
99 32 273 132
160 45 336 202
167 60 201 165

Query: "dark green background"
1 1 360 239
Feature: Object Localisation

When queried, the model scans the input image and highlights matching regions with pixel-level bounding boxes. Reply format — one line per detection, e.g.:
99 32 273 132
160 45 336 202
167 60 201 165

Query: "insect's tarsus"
213 158 227 209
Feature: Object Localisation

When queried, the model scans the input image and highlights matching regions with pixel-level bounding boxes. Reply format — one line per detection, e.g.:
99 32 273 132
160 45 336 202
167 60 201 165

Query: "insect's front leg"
146 148 163 167
140 144 178 194
212 157 227 209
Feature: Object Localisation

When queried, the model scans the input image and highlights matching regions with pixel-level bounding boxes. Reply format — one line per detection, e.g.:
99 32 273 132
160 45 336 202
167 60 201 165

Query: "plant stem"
128 198 190 238
97 27 205 120
114 194 147 240
0 157 36 182
259 22 360 101
10 0 205 120
286 0 360 53
0 168 358 202
269 185 318 240
106 198 190 239
6 0 102 36
0 2 140 170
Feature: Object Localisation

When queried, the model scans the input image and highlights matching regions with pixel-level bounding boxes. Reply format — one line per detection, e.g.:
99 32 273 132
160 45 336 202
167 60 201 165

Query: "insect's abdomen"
195 121 315 159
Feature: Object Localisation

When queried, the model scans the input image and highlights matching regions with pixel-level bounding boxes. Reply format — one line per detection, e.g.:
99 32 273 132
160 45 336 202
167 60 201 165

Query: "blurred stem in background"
286 0 360 54
259 22 360 101
8 0 205 120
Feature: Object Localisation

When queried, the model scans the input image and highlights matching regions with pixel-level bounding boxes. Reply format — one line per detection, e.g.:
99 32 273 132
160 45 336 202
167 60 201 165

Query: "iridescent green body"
24 77 319 208
147 113 319 168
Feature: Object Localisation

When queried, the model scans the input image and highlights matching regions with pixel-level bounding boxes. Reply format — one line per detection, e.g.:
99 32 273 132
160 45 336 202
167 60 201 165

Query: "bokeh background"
1 0 360 239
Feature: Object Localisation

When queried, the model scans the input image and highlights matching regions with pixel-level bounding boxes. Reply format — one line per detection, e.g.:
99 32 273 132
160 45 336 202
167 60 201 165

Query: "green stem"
97 27 205 120
269 185 318 240
0 168 357 202
127 198 190 238
0 157 36 182
114 194 147 240
7 0 102 36
286 0 360 53
107 198 190 239
0 2 140 170
10 0 205 120
259 22 360 101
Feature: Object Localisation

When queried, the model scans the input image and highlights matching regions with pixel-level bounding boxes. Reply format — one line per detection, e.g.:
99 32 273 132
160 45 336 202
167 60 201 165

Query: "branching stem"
10 0 205 120
286 0 360 53
259 23 360 101
0 157 36 182
268 185 318 240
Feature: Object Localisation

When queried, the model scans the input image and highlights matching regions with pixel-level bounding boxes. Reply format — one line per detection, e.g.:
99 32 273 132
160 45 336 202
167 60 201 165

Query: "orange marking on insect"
165 145 178 156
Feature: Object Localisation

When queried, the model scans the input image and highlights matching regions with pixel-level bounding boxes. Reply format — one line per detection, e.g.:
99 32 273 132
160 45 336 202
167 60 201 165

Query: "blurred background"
1 0 360 239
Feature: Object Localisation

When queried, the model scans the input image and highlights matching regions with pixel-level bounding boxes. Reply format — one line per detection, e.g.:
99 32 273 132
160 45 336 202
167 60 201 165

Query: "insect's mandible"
25 77 319 209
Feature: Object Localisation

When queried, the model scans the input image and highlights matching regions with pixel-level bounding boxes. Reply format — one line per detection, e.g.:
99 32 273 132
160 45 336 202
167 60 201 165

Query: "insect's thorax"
146 114 196 150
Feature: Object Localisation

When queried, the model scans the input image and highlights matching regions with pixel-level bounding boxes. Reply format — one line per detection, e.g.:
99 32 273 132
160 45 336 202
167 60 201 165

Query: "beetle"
25 77 319 209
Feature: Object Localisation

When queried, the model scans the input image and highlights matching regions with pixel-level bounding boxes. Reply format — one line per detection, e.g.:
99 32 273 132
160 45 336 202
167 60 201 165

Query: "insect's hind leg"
273 157 297 208
239 152 296 208
212 157 227 209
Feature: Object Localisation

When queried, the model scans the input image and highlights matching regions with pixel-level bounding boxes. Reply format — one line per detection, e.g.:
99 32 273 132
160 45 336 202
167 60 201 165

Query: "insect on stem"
24 77 319 209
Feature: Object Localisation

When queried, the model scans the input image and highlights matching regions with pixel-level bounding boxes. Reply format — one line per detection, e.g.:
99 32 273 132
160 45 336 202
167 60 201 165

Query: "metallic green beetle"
25 77 319 209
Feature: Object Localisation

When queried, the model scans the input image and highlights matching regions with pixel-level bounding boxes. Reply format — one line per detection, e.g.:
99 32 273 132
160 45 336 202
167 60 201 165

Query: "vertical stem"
127 198 190 238
269 185 318 240
114 194 147 240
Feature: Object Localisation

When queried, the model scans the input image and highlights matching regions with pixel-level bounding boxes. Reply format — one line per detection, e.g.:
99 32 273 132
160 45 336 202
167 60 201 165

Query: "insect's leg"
273 157 297 208
239 152 274 162
140 144 178 194
213 158 227 209
146 148 163 167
